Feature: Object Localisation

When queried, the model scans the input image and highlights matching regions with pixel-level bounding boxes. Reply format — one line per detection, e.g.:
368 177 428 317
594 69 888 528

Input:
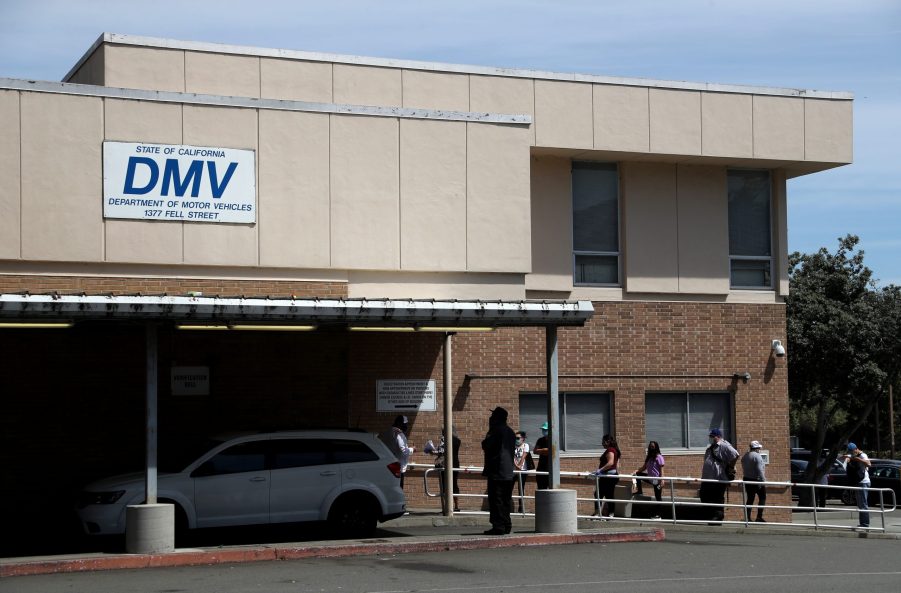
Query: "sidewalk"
3 507 898 578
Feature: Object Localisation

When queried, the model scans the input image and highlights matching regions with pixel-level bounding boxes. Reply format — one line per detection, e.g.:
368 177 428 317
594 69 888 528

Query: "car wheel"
328 493 379 537
840 489 854 506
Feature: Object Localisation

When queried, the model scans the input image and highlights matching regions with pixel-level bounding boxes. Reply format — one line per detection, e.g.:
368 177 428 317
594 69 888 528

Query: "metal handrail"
408 462 896 532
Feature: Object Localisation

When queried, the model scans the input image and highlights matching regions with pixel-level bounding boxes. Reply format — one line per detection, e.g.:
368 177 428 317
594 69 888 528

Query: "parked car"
791 458 846 506
866 464 900 507
76 430 406 537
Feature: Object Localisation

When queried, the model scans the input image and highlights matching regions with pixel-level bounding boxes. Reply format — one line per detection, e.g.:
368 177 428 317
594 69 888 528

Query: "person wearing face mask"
380 415 415 488
700 428 739 523
533 422 550 490
513 430 534 513
635 440 665 518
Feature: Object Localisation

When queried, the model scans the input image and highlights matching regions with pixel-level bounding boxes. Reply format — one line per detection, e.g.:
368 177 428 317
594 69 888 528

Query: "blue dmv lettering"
123 157 238 199
162 159 203 197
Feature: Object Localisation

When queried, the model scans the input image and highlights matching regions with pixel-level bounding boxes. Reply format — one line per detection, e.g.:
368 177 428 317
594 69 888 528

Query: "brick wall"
348 301 790 521
0 274 347 298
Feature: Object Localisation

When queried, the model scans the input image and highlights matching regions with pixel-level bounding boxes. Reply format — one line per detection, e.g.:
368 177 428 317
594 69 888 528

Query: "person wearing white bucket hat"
741 440 767 522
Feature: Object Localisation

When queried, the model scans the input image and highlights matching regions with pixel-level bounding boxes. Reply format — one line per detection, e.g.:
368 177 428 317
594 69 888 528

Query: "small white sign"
377 380 436 412
171 366 210 396
103 141 256 223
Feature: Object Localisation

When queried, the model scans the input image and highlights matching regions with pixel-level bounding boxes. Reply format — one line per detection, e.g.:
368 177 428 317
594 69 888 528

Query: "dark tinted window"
330 439 379 463
194 441 267 477
271 439 332 469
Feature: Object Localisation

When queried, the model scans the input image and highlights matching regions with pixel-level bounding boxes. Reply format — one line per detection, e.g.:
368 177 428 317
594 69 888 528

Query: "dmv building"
0 34 852 548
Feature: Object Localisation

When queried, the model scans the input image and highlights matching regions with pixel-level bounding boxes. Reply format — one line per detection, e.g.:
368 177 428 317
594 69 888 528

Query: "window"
728 170 772 288
572 162 620 285
329 439 379 463
519 392 612 451
193 441 267 476
271 439 331 469
645 392 733 450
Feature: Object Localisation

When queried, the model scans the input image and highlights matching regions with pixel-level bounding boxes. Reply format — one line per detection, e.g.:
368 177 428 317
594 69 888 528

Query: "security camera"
772 340 786 358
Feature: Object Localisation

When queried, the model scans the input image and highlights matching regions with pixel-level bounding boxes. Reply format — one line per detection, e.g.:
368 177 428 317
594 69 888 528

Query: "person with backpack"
700 428 739 523
842 442 872 528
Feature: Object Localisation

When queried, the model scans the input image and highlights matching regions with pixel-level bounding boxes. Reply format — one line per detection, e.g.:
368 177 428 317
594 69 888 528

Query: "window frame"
571 161 621 287
519 391 613 454
727 168 774 290
644 391 735 452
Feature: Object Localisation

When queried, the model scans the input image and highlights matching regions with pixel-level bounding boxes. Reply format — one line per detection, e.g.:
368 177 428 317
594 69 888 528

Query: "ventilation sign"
377 380 437 412
103 141 256 223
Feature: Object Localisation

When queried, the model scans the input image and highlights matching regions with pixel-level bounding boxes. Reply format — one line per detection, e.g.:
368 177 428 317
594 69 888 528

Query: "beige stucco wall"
3 40 851 303
1 89 533 281
257 109 331 269
67 45 105 86
526 155 572 292
526 159 782 297
104 45 185 92
400 119 467 271
676 165 730 293
92 43 852 166
20 93 103 262
0 91 20 260
623 162 680 293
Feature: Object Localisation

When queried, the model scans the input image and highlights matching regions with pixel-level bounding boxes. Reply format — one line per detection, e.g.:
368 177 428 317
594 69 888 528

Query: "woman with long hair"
635 440 665 519
594 434 621 518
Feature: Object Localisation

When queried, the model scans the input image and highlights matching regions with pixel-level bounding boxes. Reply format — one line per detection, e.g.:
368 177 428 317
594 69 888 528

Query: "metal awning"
0 294 594 327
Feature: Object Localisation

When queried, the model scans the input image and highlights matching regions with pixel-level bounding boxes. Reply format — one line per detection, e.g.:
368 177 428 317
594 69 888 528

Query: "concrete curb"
0 528 664 577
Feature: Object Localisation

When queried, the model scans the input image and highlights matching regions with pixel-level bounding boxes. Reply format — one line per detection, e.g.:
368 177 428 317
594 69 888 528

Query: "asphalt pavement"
2 505 899 578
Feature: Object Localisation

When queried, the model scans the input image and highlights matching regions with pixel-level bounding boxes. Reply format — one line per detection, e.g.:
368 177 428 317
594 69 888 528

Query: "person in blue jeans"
842 442 871 528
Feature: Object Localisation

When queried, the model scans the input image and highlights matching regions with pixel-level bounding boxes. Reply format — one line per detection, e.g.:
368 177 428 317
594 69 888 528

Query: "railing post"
669 477 677 523
811 484 819 530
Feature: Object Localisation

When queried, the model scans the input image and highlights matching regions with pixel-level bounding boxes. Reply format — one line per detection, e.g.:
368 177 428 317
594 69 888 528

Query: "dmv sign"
103 142 256 223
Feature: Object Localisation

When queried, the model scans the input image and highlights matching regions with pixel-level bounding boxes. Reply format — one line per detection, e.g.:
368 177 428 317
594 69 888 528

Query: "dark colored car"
791 458 846 506
834 460 900 506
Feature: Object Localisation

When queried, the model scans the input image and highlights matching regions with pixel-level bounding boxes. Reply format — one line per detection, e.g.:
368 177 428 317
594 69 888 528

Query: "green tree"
787 235 900 481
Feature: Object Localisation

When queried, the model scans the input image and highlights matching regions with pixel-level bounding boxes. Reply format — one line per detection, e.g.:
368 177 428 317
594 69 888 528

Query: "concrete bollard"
535 489 578 533
125 503 175 554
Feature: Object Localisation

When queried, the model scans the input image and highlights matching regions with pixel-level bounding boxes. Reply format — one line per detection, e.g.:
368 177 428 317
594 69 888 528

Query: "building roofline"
64 32 853 101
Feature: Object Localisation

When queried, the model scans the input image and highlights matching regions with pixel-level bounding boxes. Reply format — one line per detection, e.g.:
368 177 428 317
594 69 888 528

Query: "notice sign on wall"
103 141 256 223
377 380 437 412
171 366 210 396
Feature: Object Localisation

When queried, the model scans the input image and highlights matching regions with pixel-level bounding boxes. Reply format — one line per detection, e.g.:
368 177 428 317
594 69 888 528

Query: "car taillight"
387 462 402 478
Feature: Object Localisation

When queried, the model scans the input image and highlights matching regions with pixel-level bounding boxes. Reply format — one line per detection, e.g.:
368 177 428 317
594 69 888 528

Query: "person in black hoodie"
481 406 516 535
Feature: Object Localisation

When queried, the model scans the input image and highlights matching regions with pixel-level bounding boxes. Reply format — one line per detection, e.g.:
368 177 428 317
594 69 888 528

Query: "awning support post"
546 325 560 489
145 322 158 504
443 332 454 516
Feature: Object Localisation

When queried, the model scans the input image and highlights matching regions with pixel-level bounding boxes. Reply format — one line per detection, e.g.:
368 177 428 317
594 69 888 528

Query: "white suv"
76 430 406 537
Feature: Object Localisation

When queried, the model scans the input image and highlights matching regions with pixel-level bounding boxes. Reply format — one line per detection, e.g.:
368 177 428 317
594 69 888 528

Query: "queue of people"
385 414 873 528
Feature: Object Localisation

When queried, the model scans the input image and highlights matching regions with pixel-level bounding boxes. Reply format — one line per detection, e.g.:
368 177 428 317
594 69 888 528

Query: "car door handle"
249 476 266 482
320 470 337 477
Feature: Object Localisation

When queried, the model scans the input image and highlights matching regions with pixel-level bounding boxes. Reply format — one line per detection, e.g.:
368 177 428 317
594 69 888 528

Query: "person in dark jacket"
481 406 516 535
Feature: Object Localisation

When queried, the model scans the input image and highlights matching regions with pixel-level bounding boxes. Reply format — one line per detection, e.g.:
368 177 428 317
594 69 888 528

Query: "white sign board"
103 141 256 223
377 380 436 412
171 366 210 396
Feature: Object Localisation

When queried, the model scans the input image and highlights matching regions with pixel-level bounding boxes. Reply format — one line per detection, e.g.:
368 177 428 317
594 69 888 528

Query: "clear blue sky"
2 0 898 285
